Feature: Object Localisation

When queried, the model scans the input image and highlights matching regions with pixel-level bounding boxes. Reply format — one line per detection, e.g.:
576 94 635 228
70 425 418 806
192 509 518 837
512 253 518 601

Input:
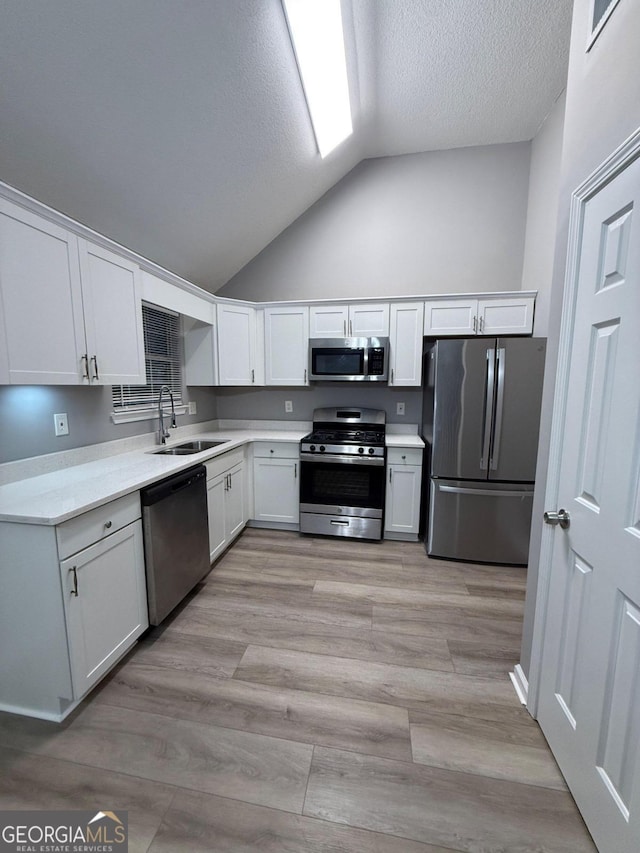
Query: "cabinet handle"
304 368 307 383
349 320 352 336
402 455 406 460
270 449 274 453
343 320 347 336
251 369 255 383
294 463 297 478
91 355 100 380
104 520 112 529
70 566 78 597
389 468 392 483
473 316 477 333
391 368 394 384
81 353 90 380
479 317 484 334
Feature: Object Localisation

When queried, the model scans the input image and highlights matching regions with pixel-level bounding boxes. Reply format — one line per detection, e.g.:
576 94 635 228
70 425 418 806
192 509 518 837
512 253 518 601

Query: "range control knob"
368 447 375 455
309 445 316 452
358 446 365 454
319 445 326 452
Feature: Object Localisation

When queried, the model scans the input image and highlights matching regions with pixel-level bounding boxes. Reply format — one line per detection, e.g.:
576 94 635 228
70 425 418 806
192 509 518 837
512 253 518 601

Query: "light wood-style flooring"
0 528 597 852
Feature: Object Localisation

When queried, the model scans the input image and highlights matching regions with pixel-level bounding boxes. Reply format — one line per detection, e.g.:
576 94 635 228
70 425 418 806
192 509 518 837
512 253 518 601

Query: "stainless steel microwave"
308 337 389 382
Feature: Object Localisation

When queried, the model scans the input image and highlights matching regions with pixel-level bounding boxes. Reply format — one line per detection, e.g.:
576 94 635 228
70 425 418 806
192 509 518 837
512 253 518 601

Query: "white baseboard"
510 664 529 706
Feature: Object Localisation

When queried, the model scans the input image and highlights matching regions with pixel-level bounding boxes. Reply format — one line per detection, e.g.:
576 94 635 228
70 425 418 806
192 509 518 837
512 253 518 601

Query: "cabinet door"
389 302 424 386
217 303 257 385
384 465 422 535
424 299 478 337
477 297 535 335
349 303 389 337
78 240 146 384
253 457 299 523
309 304 349 338
207 473 227 562
0 199 86 384
264 306 309 385
60 521 148 699
225 463 246 541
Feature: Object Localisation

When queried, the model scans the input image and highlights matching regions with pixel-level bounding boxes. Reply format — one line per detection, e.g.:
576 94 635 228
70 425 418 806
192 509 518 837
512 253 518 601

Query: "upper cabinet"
217 302 263 386
310 302 389 338
388 302 424 386
423 294 535 337
264 306 309 386
0 199 145 385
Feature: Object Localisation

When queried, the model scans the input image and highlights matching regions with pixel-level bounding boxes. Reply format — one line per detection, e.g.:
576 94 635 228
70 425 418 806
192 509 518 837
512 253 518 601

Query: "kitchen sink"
152 439 228 455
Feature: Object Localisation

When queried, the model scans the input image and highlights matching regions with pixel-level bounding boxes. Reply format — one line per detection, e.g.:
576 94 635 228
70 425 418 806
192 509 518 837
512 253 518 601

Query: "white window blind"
112 302 183 410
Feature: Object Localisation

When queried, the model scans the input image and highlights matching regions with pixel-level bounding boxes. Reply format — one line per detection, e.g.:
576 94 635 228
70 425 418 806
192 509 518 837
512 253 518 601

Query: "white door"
477 296 535 336
217 303 256 385
309 304 348 338
389 302 424 386
384 464 421 535
349 303 389 337
535 151 640 852
423 298 478 337
254 458 299 523
207 473 227 562
225 463 246 540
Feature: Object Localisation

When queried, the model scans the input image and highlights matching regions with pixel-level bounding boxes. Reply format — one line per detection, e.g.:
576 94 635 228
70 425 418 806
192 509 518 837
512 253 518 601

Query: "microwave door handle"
490 347 506 470
480 348 494 471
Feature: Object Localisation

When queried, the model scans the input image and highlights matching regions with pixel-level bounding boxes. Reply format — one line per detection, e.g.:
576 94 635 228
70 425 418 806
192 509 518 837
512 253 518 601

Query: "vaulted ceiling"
0 0 572 292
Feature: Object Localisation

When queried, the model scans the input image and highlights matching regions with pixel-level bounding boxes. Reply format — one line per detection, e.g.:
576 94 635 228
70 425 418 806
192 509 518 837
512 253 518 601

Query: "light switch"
54 413 69 436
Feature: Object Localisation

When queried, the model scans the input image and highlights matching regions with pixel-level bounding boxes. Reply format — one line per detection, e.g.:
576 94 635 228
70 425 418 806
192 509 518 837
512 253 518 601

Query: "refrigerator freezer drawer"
428 479 534 565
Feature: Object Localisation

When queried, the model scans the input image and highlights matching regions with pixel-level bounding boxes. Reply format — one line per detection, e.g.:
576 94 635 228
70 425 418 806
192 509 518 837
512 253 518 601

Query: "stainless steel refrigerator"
422 337 546 565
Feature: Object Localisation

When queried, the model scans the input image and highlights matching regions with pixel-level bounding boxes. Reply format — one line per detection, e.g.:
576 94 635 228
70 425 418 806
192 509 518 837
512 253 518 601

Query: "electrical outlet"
396 402 405 416
54 413 69 436
285 400 293 413
188 401 197 415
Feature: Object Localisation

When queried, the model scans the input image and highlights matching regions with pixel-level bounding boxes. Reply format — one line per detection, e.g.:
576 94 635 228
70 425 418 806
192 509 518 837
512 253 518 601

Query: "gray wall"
520 0 640 682
215 384 423 428
520 92 566 337
0 384 217 464
218 142 532 302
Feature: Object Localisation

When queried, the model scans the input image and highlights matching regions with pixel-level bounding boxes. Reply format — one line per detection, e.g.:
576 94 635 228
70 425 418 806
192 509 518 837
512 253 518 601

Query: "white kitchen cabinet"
423 295 535 337
205 448 247 562
0 492 148 721
264 306 309 385
217 302 262 386
309 303 389 338
77 239 146 384
384 447 423 539
252 442 299 526
389 302 424 386
0 198 145 385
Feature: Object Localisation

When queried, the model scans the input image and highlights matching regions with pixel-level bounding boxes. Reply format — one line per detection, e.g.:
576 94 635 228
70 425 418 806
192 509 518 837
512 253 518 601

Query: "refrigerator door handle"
480 348 494 470
438 484 532 498
490 347 506 470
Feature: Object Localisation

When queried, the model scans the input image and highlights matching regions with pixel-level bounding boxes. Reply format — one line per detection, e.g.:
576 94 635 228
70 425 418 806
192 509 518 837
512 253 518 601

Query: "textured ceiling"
0 0 572 292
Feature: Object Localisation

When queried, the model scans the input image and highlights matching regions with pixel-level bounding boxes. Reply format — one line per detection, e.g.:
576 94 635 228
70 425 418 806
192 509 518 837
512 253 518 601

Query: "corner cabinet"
424 294 535 337
205 447 247 562
388 302 424 386
384 447 423 540
217 302 263 386
264 306 309 386
252 442 300 527
0 492 148 721
0 198 145 385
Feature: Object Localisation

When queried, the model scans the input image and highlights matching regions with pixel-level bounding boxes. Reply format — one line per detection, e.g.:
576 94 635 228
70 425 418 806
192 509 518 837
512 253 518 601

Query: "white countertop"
0 428 424 526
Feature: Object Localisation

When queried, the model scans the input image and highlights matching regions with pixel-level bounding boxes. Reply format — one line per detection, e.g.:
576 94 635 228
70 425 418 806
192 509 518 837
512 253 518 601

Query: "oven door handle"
299 453 385 466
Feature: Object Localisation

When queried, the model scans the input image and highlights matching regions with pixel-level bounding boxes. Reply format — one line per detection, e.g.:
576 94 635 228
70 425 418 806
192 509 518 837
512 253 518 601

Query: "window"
112 302 184 422
588 0 623 49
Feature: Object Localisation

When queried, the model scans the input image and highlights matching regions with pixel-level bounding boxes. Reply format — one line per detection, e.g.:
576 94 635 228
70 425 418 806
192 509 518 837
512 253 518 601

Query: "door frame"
527 125 640 716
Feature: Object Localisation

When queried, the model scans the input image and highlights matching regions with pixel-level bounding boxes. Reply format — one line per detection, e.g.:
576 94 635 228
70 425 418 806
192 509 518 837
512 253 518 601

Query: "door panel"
431 338 494 479
428 478 534 565
537 152 640 852
489 338 546 482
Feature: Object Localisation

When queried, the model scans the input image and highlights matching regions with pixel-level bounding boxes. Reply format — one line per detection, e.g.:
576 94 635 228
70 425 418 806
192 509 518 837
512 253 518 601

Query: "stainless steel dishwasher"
141 465 210 625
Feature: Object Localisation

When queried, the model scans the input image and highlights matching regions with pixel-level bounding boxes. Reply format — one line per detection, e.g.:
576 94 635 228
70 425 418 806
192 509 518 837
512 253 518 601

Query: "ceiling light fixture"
282 0 353 158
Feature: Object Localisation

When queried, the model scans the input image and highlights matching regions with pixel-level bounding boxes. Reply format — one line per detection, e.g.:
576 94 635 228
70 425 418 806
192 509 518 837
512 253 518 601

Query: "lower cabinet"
384 447 423 539
0 491 148 721
252 442 300 526
205 448 247 562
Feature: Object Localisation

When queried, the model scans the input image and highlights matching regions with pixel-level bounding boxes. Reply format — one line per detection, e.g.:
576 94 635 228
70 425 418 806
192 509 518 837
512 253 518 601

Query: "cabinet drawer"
205 447 245 480
57 492 141 560
387 447 423 466
253 441 299 459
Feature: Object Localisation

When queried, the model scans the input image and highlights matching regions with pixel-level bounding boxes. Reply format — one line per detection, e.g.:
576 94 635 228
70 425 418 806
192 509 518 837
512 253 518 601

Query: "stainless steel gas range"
299 407 386 540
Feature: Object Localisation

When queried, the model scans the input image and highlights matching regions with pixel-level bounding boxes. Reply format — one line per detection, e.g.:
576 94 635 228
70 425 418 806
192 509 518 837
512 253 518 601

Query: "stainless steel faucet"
157 385 177 444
